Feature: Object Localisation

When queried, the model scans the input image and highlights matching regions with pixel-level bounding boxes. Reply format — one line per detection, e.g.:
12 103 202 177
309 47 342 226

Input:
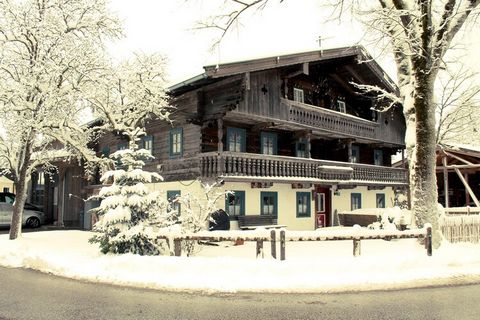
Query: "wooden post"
426 226 432 256
353 239 361 257
217 118 223 153
256 239 264 258
280 230 286 261
270 230 277 259
174 239 182 257
442 156 449 208
465 173 470 206
347 140 353 163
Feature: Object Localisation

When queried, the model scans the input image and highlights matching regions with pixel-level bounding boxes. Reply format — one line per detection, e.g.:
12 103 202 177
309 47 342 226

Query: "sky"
107 1 382 85
107 1 480 87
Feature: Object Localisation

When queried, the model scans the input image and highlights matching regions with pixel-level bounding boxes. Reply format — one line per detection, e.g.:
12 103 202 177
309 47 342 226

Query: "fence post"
280 230 286 261
256 239 264 258
426 226 432 256
353 238 361 257
270 229 277 259
174 238 182 257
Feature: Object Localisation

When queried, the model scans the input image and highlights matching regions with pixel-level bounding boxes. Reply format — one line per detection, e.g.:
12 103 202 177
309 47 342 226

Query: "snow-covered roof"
168 45 398 95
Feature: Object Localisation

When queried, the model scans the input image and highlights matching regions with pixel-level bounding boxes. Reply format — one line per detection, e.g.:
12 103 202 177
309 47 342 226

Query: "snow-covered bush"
173 182 232 256
90 142 173 255
367 207 412 230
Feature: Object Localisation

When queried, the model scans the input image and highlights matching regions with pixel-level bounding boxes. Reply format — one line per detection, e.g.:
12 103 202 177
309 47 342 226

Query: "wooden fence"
440 215 480 243
157 226 432 260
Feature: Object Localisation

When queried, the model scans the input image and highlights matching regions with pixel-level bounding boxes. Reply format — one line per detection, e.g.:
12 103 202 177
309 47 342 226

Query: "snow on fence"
156 226 432 259
440 215 480 243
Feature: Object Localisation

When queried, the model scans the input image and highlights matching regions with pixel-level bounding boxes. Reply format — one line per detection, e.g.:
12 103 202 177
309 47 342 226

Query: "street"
0 267 478 320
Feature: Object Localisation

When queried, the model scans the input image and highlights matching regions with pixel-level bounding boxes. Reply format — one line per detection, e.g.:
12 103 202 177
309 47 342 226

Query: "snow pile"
1 230 480 293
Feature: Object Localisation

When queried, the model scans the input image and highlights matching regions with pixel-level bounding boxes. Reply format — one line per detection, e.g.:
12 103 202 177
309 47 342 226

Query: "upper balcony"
229 97 405 146
284 98 378 140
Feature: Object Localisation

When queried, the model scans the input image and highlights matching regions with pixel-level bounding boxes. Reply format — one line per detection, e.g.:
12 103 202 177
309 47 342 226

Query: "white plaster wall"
145 181 396 231
331 186 396 213
223 182 315 231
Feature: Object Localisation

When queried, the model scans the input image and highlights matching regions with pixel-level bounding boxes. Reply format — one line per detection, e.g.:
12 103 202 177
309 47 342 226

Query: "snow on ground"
1 230 480 293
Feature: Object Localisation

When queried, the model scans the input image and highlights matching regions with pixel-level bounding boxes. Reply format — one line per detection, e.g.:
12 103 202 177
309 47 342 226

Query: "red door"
315 186 331 228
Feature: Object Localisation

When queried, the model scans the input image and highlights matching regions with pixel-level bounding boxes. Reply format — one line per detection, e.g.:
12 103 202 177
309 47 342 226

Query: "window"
374 149 383 166
167 190 181 216
296 192 311 218
351 193 362 210
0 193 14 203
337 100 346 113
141 135 154 156
293 88 304 103
376 193 386 208
169 128 183 157
296 139 308 158
117 142 127 151
351 145 360 163
101 146 110 158
227 127 246 152
225 191 245 217
261 132 277 155
260 192 278 216
3 187 9 193
317 193 325 212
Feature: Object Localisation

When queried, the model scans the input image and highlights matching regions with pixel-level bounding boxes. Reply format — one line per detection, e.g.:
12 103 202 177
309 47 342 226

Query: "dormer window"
293 88 304 103
337 100 346 113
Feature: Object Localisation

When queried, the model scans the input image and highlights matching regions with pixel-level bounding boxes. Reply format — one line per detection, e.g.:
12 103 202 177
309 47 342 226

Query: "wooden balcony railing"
200 152 408 185
282 98 378 139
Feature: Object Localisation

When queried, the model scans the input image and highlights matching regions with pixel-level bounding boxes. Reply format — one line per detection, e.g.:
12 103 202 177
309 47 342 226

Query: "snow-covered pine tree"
90 129 171 255
86 53 171 254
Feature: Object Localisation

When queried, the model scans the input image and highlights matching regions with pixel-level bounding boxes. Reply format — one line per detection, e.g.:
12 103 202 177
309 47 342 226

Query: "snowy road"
0 267 478 320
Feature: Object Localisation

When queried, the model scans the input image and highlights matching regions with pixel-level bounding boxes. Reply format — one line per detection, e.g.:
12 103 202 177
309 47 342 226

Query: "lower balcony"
198 152 407 186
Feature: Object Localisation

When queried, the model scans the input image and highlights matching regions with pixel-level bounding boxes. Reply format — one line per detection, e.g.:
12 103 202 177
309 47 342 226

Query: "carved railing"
283 98 378 139
200 152 408 185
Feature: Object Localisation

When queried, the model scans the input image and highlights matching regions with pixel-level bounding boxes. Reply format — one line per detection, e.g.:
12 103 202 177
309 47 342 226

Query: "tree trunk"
9 140 33 240
9 176 29 240
411 73 441 248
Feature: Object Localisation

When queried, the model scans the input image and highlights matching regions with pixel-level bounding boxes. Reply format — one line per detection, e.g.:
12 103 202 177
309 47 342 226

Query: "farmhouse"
29 46 408 230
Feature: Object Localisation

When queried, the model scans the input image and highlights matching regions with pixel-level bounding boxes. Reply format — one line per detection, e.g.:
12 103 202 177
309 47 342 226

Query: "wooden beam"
251 121 275 132
444 151 473 165
302 62 309 75
453 167 480 207
245 72 250 91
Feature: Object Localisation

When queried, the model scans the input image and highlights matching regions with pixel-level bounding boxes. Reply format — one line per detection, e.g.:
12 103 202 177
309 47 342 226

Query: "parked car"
0 192 46 228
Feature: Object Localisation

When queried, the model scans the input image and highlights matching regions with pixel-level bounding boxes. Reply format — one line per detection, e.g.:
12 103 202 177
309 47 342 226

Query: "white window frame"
337 100 346 113
293 88 304 103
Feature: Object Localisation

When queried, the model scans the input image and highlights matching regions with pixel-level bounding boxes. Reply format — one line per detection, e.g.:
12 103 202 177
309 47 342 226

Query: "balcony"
199 152 408 186
283 98 378 140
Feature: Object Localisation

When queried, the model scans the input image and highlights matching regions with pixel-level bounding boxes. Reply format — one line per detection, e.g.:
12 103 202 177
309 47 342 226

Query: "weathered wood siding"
375 107 405 146
237 70 283 119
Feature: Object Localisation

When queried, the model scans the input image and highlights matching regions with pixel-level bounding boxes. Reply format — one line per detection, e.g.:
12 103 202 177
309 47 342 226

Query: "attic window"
293 88 304 103
337 100 346 113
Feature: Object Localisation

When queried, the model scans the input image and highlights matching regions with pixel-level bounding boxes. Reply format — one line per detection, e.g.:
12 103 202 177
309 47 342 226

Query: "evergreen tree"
90 132 171 255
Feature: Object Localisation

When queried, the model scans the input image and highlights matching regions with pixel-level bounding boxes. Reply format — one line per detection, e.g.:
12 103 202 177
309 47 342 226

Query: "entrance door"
314 186 331 228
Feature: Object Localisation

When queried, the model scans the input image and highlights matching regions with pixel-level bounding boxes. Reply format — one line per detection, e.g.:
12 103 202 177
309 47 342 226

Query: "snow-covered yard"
1 230 480 293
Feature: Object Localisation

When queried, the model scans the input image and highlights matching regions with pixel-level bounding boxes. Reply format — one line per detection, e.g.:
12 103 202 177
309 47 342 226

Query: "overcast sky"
107 1 479 86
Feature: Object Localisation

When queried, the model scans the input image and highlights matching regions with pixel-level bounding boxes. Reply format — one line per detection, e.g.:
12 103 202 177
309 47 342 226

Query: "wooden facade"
141 46 407 186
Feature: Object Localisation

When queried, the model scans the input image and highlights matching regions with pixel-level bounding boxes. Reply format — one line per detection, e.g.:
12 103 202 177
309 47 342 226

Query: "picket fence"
440 215 480 243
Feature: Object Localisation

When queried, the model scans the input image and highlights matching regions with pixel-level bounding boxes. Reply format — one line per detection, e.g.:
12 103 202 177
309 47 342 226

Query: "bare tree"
436 66 480 145
201 0 480 247
0 0 122 240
